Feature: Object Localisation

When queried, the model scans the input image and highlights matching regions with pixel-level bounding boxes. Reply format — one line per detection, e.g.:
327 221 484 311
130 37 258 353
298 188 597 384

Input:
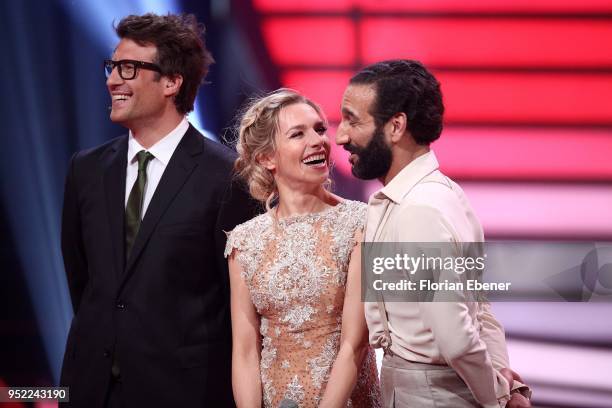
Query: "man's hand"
507 393 531 408
500 368 531 407
500 368 524 389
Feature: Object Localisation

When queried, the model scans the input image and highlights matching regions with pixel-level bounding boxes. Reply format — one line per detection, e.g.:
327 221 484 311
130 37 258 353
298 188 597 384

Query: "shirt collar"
370 150 439 204
127 117 189 165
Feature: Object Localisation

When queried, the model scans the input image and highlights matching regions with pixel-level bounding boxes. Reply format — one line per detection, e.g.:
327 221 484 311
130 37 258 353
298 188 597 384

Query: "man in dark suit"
60 13 256 407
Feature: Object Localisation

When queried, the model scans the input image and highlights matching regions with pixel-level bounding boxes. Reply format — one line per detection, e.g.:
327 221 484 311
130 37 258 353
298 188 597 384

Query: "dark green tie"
125 150 154 259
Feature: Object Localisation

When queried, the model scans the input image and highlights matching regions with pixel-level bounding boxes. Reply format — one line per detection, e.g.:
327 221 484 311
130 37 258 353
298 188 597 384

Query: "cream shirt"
364 151 512 407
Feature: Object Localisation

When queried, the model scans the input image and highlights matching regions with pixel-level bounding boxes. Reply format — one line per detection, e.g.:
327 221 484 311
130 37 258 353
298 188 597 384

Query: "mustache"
343 144 361 154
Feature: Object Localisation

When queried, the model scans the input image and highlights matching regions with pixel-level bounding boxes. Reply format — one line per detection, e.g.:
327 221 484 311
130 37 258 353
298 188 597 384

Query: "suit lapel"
120 126 203 288
103 136 128 281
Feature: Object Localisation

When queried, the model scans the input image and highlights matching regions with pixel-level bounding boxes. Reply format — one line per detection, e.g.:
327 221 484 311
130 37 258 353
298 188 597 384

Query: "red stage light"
262 18 355 65
254 0 352 12
361 19 612 67
437 72 612 124
435 127 612 180
355 0 612 13
282 70 352 122
255 0 612 13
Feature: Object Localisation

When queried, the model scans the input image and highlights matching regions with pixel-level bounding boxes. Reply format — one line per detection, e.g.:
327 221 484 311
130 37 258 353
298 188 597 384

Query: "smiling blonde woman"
225 89 381 407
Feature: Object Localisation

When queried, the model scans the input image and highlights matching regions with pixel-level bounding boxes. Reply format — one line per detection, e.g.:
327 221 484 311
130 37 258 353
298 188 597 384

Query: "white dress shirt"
125 118 189 216
364 151 512 407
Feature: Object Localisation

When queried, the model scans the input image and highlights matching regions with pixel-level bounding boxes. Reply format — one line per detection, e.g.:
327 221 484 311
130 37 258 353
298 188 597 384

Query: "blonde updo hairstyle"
234 88 329 210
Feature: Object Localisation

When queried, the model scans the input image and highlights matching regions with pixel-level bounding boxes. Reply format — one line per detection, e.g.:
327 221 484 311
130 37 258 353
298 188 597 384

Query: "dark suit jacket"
60 125 258 407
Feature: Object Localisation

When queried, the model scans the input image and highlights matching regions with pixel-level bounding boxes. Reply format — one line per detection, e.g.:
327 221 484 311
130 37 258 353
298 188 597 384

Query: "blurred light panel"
254 0 353 12
263 18 355 65
361 19 612 67
508 340 612 390
355 0 612 13
507 339 612 407
360 179 612 238
282 70 352 121
189 98 217 140
434 127 612 181
256 0 612 12
461 182 612 239
438 72 612 124
492 303 612 345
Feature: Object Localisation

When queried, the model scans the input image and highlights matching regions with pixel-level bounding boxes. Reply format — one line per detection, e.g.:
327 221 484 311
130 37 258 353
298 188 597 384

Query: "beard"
344 125 392 180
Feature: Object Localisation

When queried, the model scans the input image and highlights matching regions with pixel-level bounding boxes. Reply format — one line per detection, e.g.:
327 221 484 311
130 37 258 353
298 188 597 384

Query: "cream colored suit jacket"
364 151 512 407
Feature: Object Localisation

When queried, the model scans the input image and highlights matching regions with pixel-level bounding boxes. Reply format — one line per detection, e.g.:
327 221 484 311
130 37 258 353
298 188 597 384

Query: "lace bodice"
225 200 381 407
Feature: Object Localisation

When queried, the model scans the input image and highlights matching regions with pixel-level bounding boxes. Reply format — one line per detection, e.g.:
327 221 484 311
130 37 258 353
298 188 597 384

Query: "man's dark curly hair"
115 13 214 114
349 59 444 145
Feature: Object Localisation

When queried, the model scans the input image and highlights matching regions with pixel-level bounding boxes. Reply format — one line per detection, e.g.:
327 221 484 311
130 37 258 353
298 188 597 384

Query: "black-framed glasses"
104 59 162 80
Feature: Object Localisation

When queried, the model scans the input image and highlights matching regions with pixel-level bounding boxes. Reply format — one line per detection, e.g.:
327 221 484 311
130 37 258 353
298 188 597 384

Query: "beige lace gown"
225 200 381 407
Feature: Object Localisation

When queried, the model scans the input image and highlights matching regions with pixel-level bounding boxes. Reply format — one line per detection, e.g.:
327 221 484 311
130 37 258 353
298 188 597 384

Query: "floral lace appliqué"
225 200 380 407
